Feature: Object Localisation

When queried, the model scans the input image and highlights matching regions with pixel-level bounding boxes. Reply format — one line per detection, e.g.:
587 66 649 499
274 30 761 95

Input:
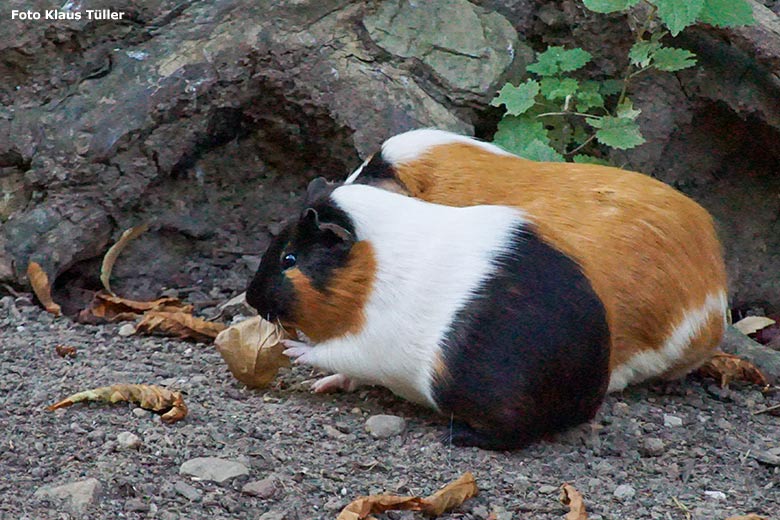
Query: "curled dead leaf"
337 472 478 520
77 292 191 323
55 345 77 358
214 316 292 388
733 316 776 336
697 352 769 388
100 223 149 294
27 262 61 316
136 311 226 342
47 384 187 424
560 483 588 520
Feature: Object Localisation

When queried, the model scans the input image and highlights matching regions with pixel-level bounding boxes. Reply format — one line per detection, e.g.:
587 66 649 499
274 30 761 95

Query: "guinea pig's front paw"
311 373 358 393
282 339 316 365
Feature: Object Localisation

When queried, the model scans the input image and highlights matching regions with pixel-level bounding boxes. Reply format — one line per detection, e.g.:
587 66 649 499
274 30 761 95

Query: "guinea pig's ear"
301 207 353 243
305 177 334 206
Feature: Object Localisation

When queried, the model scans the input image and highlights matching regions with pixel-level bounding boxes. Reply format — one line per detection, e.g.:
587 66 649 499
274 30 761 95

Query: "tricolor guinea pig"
346 129 728 393
247 179 610 450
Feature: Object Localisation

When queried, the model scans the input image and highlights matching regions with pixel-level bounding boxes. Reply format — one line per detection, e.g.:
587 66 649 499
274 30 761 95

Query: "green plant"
490 0 755 163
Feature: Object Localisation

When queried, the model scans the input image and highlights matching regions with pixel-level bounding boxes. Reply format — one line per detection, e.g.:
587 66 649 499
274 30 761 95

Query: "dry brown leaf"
560 484 588 520
420 472 479 516
47 384 187 424
337 472 478 520
725 515 767 520
733 316 776 336
214 316 292 388
27 262 61 316
100 223 149 294
78 292 192 323
137 311 226 342
55 345 77 358
697 352 769 388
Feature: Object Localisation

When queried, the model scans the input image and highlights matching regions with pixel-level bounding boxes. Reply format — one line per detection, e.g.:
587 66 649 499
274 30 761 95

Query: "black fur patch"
245 190 358 320
432 226 610 450
355 153 396 183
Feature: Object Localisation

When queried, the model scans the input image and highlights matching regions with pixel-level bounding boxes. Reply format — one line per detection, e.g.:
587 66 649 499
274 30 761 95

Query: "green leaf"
629 41 661 67
527 47 592 76
573 154 611 165
698 0 754 27
599 79 624 96
576 81 605 111
540 78 579 100
615 98 641 120
651 47 697 71
583 0 640 13
492 115 549 155
588 116 646 149
521 139 566 162
653 0 704 36
490 80 540 116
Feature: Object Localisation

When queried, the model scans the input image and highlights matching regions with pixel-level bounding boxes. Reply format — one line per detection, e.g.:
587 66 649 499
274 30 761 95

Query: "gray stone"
117 323 136 337
34 478 102 513
242 477 278 499
704 490 727 501
174 481 202 501
641 437 665 457
116 431 141 450
538 484 559 494
663 414 683 427
258 511 287 520
132 407 150 418
179 457 249 483
364 0 519 97
125 497 150 512
365 414 406 439
613 484 636 500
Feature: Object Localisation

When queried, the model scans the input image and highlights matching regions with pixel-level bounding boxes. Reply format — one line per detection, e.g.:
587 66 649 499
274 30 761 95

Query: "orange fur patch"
392 143 728 375
284 241 377 343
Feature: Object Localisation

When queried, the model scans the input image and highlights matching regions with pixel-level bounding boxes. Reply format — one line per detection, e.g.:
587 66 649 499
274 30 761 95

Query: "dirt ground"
1 294 779 520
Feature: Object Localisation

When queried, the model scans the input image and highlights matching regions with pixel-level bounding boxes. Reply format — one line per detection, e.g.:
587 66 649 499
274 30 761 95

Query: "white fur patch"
608 291 728 392
302 184 525 407
380 128 513 166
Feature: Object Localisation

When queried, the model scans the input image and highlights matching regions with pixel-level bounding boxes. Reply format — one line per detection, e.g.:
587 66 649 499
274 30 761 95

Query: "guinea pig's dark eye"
281 253 297 270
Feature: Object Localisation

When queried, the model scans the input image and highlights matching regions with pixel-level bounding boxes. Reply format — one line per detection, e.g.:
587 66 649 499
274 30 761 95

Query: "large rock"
0 0 522 303
34 477 102 514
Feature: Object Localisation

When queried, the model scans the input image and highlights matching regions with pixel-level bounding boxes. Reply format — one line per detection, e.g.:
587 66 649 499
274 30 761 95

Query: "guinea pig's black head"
246 178 372 341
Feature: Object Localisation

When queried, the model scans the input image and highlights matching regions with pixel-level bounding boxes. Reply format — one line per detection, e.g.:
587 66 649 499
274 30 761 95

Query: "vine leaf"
492 116 564 162
540 77 579 100
576 81 605 111
490 80 539 116
583 0 640 13
654 0 704 36
651 47 697 71
527 47 592 76
573 154 610 165
698 0 755 27
588 115 646 149
628 41 661 67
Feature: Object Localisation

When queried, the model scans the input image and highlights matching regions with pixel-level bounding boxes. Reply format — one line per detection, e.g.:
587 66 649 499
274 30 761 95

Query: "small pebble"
125 497 150 512
180 457 249 483
242 477 277 499
116 431 142 450
663 414 683 427
704 490 726 501
132 407 150 418
538 485 558 494
118 323 136 337
258 511 286 520
174 481 202 502
613 484 636 500
365 415 406 439
640 437 665 457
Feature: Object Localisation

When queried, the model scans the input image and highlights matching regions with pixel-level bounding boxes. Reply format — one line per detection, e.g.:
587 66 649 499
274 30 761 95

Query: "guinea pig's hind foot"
311 373 359 393
440 420 531 451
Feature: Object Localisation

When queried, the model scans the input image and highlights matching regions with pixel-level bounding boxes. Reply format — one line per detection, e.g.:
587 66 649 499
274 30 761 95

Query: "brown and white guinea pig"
247 178 611 450
344 129 729 393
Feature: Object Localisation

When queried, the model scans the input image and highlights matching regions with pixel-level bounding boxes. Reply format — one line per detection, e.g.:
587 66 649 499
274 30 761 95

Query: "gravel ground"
1 295 779 520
